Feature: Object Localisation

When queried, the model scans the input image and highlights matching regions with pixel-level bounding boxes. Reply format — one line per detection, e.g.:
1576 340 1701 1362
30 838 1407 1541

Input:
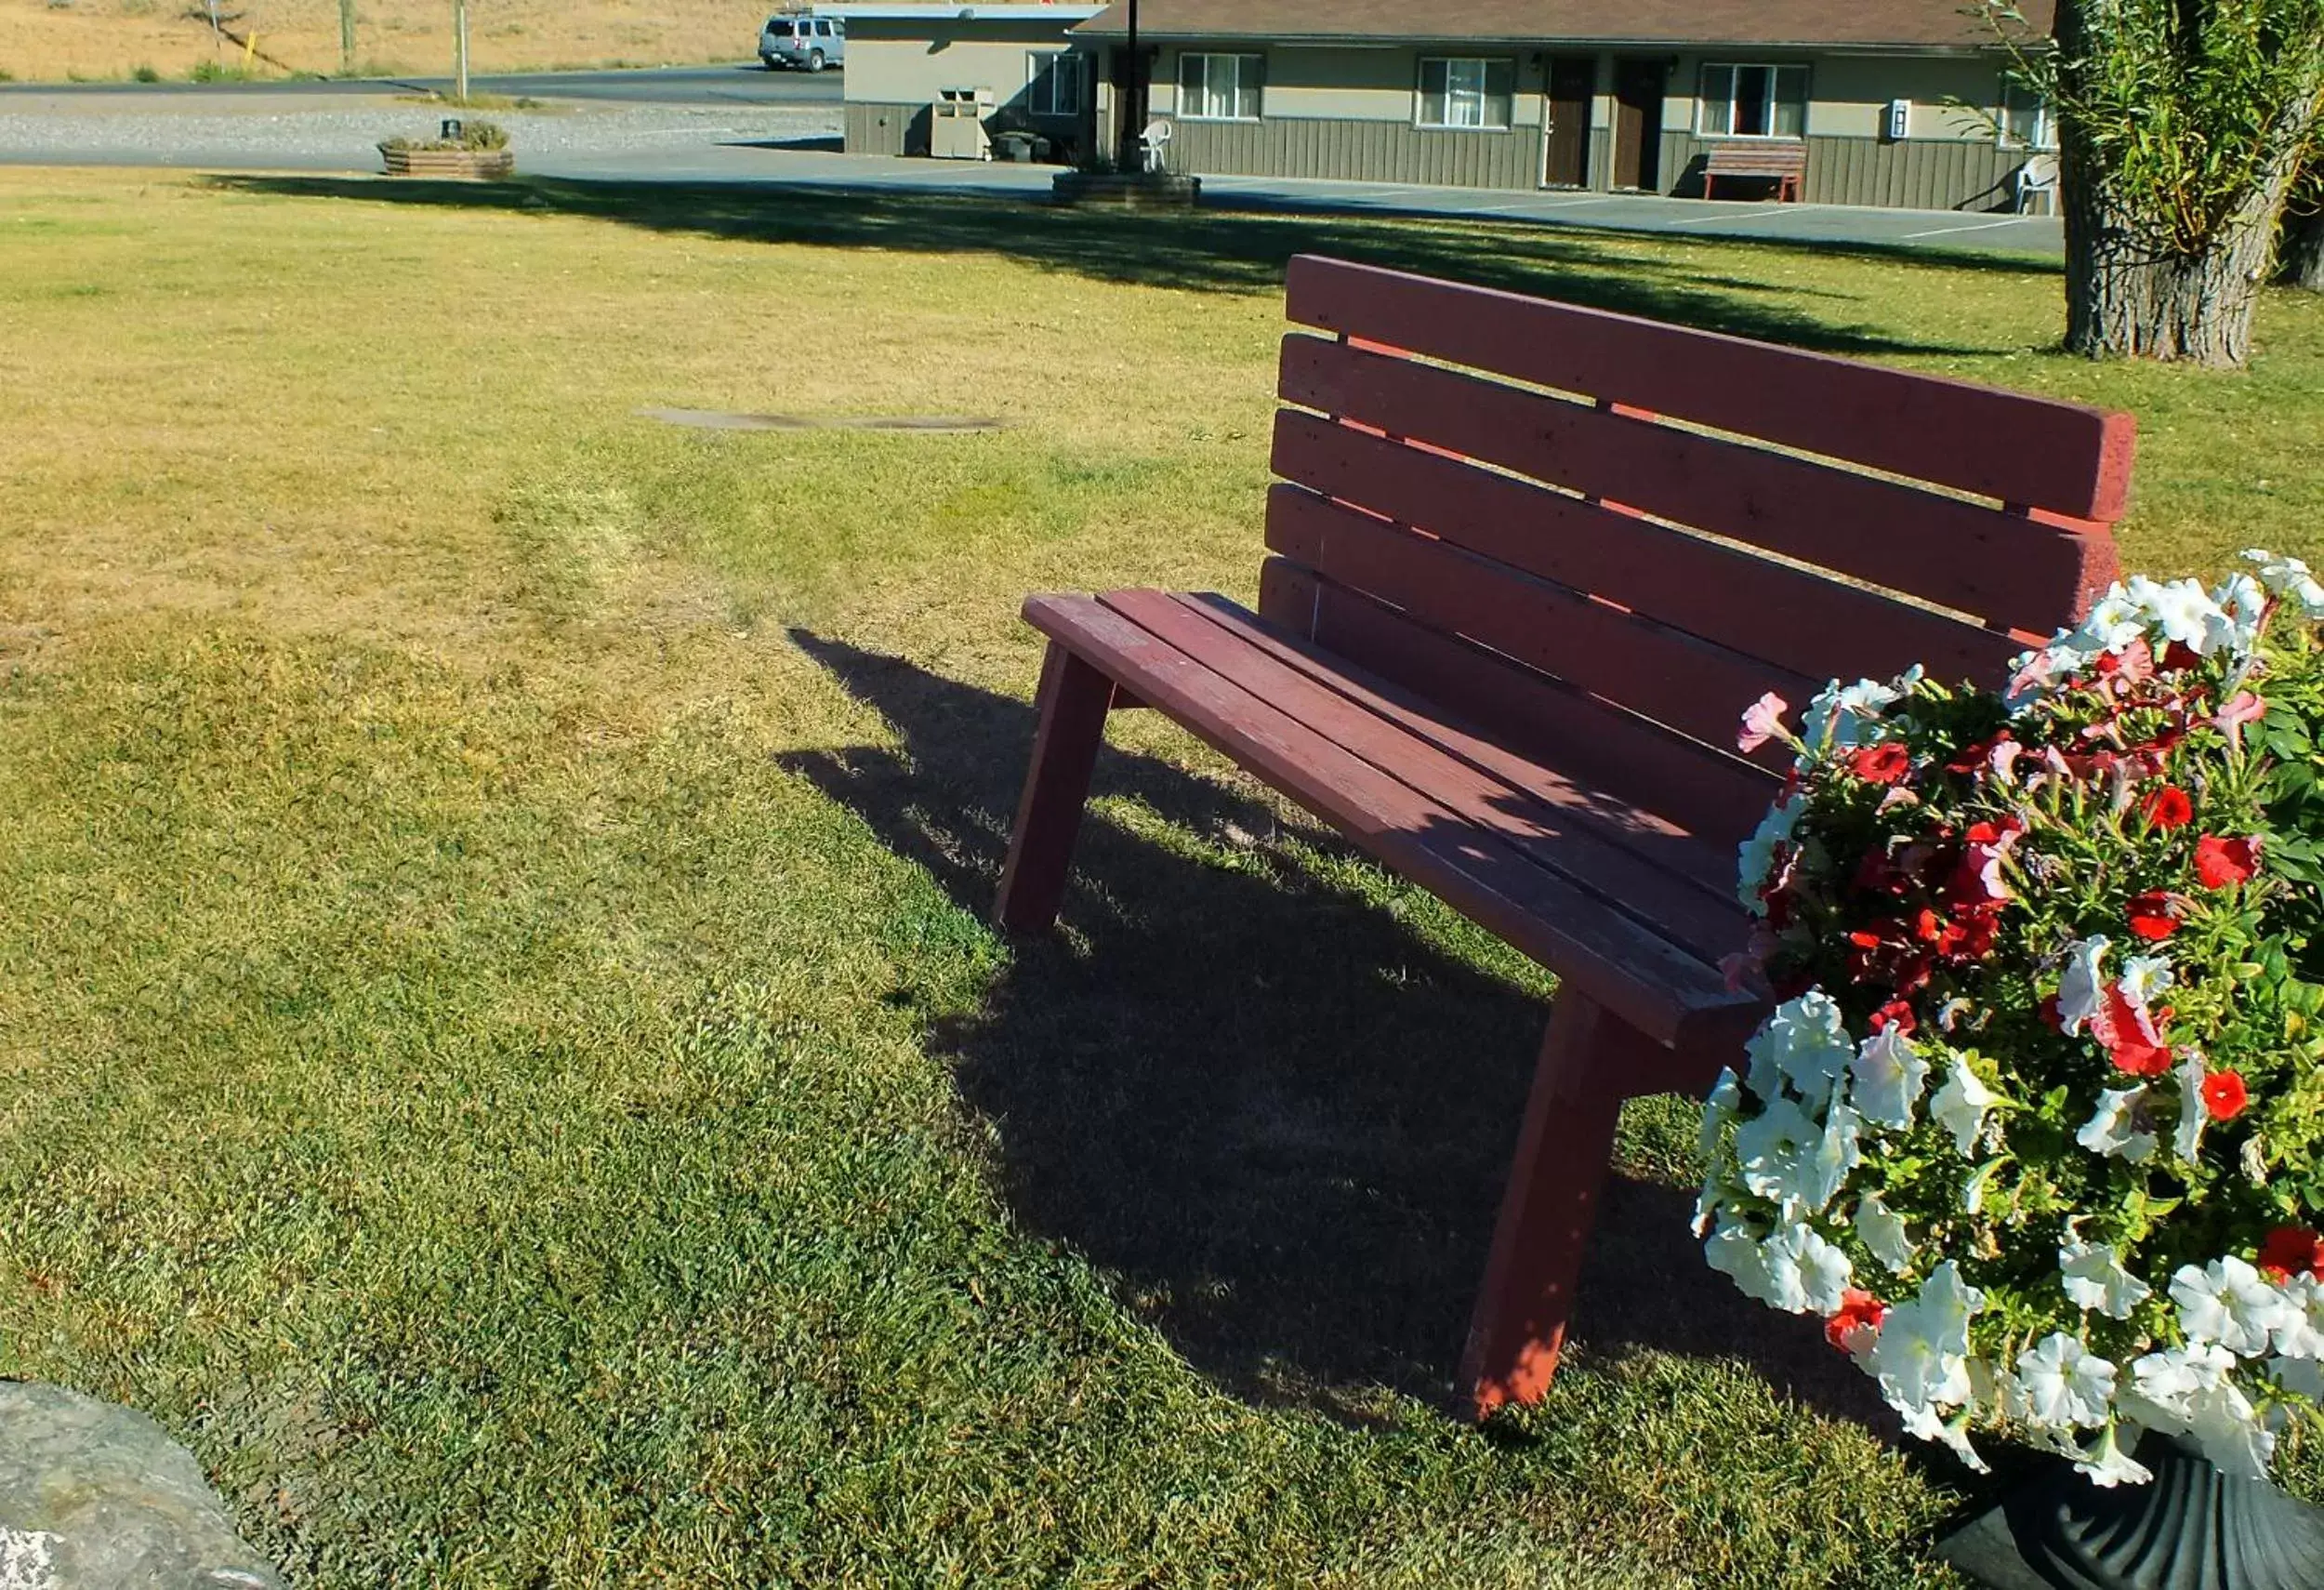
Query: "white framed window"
1999 74 2055 149
1178 52 1263 122
1026 50 1086 118
1417 57 1515 130
1697 63 1808 138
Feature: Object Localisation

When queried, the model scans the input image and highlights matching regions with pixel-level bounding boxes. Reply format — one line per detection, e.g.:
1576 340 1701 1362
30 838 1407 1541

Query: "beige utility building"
838 0 2058 212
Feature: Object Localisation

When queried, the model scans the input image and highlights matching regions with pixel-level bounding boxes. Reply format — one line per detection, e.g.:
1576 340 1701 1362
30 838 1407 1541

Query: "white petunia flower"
1850 1024 1931 1130
1930 1057 2002 1157
2174 1051 2210 1164
2128 1340 2236 1424
1855 1191 1917 1277
1770 1223 1854 1315
1698 1067 1741 1161
1866 1262 1983 1412
2271 1274 2324 1360
2207 573 2266 655
1804 1099 1864 1214
2009 642 2098 707
2077 1087 2156 1164
2119 954 2174 1010
1743 990 1855 1102
2188 1380 2275 1480
1705 1217 1783 1308
2172 1257 2292 1356
1732 1095 1820 1209
2126 575 2230 656
1691 1163 1723 1239
2068 584 2147 655
2056 936 2110 1037
1736 792 1805 916
2016 1333 2118 1428
2059 1239 2152 1318
1802 675 1906 753
2075 1422 2154 1488
2270 1355 2324 1402
1897 1400 1990 1473
2244 549 2324 618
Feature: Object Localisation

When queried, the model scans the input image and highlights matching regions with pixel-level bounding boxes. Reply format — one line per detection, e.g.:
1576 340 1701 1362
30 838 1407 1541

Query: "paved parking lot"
0 76 2062 258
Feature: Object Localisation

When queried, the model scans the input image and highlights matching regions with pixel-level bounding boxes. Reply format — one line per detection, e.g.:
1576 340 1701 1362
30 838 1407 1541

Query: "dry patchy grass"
2 166 2322 1585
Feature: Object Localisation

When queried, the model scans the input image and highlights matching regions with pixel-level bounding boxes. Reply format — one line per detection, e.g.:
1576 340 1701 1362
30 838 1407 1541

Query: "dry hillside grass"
0 0 769 81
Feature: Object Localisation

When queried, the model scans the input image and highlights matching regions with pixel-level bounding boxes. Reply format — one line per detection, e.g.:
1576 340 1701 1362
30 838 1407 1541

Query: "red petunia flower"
2196 834 2262 889
1868 1000 1917 1036
2259 1226 2324 1281
1850 742 1912 785
2200 1069 2250 1120
2160 641 2203 671
2125 891 2180 941
1825 1289 1887 1355
2142 787 2194 831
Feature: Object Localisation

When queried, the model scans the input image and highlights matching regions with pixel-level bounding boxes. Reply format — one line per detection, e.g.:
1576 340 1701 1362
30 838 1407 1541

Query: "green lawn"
2 167 2321 1586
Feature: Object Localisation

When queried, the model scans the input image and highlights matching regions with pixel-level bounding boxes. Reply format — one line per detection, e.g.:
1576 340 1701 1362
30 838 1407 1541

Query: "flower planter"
1939 1433 2324 1589
378 145 514 179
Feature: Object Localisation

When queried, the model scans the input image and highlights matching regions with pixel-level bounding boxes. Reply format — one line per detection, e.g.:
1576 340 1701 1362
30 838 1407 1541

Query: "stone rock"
0 1382 282 1590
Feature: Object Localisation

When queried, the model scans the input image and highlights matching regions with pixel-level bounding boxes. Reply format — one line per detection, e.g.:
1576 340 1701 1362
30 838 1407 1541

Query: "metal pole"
453 0 469 102
1116 0 1142 170
339 0 355 74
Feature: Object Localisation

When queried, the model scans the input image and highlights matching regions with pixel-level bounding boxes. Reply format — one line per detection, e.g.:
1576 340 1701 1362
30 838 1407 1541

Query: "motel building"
835 0 2059 213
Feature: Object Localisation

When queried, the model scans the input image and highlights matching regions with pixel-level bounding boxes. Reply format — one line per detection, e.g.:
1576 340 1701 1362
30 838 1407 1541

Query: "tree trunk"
2285 204 2324 292
2063 187 2284 366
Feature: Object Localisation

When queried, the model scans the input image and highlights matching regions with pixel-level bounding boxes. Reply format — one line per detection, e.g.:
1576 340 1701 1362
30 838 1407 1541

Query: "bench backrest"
1260 255 2133 846
1705 142 1806 174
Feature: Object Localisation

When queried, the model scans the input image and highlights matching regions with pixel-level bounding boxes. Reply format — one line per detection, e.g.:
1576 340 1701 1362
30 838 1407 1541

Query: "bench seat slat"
1266 485 1817 763
1167 590 1739 902
1270 410 2029 689
1102 588 1746 956
1022 593 1755 1045
1258 559 1783 844
1281 334 2117 637
1283 254 2136 524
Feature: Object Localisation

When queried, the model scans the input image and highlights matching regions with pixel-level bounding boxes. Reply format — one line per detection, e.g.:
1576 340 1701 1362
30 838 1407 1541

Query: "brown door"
1541 56 1594 188
1611 59 1665 191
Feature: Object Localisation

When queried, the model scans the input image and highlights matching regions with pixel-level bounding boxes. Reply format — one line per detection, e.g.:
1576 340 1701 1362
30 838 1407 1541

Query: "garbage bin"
931 87 994 160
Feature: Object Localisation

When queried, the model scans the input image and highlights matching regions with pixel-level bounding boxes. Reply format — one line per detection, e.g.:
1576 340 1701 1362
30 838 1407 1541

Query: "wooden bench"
1703 140 1807 202
994 256 2134 1418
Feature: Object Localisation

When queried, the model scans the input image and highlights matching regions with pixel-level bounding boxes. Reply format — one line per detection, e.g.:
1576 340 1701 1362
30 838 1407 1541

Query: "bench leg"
1458 992 1631 1419
995 642 1116 934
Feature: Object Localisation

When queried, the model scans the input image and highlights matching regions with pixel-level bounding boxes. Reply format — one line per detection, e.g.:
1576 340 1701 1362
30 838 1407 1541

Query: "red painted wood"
1021 594 1755 1045
1257 560 1780 845
994 641 1116 934
1280 334 2119 635
1101 589 1747 960
1270 409 2029 690
1459 995 1632 1418
1171 591 1736 901
1283 254 2138 524
1266 486 1816 766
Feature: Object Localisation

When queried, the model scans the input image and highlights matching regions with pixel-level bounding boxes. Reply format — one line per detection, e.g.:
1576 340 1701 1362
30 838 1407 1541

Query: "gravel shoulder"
0 91 840 172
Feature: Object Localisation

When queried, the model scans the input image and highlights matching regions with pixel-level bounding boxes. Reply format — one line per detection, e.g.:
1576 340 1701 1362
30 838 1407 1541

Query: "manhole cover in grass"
638 408 1008 433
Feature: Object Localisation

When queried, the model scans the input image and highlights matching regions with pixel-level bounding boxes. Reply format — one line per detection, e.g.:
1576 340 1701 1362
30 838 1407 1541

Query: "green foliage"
1988 0 2324 251
130 63 159 83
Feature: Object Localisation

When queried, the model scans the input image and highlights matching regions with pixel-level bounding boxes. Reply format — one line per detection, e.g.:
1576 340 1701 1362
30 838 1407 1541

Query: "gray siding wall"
1162 116 1544 191
847 100 921 156
1657 131 2025 211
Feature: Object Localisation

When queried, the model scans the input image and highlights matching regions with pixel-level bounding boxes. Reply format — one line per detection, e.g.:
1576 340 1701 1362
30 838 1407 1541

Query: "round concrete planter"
379 145 515 179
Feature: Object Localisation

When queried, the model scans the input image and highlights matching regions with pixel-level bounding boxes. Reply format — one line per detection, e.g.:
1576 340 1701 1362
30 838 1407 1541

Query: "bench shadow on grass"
205 174 2012 360
781 629 1892 1438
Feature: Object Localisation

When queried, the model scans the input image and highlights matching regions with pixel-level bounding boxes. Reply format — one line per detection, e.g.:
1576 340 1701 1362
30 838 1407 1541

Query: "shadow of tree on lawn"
779 629 1890 1434
205 174 2023 359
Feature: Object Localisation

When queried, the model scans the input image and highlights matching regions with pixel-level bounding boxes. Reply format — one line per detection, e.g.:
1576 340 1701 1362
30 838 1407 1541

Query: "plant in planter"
379 117 512 179
1697 552 2324 1583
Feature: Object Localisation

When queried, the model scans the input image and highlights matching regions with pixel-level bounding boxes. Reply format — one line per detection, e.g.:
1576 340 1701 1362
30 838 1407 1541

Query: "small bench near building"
1703 140 1808 202
995 256 2134 1417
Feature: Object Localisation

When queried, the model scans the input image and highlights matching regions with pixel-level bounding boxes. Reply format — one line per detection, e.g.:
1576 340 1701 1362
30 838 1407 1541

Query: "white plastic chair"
2014 152 2060 216
1139 118 1171 174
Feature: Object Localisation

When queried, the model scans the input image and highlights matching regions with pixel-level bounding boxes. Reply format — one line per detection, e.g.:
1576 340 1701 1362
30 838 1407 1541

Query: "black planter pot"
1937 1433 2324 1589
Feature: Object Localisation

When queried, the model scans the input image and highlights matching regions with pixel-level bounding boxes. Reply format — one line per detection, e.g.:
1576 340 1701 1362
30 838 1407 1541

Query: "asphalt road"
0 63 843 107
